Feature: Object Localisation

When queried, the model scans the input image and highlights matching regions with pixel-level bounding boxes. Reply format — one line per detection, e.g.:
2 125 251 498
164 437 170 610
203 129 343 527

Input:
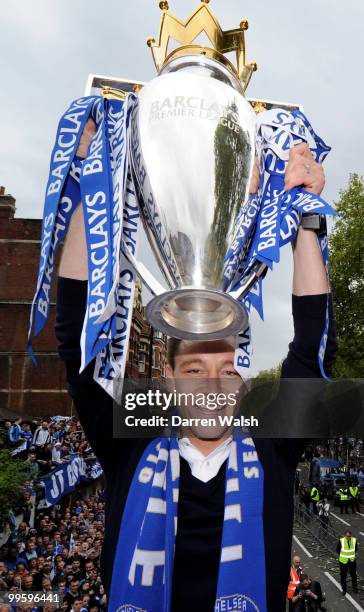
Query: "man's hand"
285 143 325 195
288 143 329 296
76 119 97 159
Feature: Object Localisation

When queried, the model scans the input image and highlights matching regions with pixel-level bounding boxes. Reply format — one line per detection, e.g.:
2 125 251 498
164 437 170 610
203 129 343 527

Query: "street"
292 463 364 610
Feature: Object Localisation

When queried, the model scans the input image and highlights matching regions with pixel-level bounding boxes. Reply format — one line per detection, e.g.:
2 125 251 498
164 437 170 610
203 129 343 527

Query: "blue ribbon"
28 97 98 360
225 109 336 379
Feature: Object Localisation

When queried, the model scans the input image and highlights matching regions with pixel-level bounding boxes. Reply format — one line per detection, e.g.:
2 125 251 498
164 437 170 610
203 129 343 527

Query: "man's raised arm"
58 119 95 281
55 119 123 469
282 143 337 379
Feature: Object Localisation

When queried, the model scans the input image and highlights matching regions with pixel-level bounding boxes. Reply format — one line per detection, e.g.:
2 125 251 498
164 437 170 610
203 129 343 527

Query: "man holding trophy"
29 1 338 610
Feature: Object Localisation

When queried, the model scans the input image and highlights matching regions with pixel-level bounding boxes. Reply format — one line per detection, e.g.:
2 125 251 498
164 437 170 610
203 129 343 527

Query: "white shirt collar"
178 436 232 483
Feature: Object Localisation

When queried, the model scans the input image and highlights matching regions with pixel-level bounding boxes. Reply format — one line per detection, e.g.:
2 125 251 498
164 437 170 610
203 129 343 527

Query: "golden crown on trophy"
146 0 257 92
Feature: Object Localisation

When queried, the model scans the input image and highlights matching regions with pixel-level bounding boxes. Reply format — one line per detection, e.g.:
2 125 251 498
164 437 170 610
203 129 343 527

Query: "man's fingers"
76 119 97 158
285 168 308 191
285 160 325 194
289 143 314 162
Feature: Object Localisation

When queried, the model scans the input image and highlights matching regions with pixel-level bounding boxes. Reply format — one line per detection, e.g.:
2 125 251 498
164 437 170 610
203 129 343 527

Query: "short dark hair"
167 338 182 369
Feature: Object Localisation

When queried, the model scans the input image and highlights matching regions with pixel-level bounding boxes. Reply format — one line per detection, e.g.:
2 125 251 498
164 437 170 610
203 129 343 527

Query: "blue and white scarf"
109 433 265 612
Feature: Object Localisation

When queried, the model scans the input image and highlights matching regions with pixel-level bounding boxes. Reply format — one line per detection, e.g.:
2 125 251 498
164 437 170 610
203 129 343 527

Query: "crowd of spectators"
0 417 105 611
4 417 93 472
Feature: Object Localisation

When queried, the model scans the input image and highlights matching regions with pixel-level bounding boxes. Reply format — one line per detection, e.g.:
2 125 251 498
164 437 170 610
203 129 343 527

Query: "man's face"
293 556 301 569
302 577 310 588
24 576 33 588
13 574 22 586
166 338 244 440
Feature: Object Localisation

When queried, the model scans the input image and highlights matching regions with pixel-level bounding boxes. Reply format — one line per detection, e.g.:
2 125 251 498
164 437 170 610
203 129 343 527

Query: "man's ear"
165 363 174 380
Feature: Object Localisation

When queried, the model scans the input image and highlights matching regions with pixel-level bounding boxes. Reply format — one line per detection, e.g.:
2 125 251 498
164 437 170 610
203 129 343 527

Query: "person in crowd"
337 530 358 595
21 423 33 449
349 480 360 513
309 484 320 516
51 441 63 465
23 452 39 481
292 574 325 611
24 542 38 564
52 423 64 444
358 466 364 488
338 484 350 515
32 421 51 451
22 574 34 591
317 497 330 529
299 485 311 516
287 555 303 610
8 418 23 445
35 443 53 475
309 447 322 487
3 420 11 438
64 579 81 609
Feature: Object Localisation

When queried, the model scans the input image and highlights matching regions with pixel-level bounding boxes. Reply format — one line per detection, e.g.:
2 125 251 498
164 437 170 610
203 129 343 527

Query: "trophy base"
145 289 248 341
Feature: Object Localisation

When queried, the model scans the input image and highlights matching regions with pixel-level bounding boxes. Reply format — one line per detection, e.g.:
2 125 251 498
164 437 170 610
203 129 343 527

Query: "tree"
255 362 282 380
329 174 364 378
0 431 28 532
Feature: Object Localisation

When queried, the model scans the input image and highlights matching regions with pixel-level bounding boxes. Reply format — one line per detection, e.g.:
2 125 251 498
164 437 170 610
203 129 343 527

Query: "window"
138 352 146 373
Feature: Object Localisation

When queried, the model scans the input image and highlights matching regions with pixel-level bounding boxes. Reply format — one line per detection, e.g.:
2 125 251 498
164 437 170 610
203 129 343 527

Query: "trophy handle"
229 262 267 301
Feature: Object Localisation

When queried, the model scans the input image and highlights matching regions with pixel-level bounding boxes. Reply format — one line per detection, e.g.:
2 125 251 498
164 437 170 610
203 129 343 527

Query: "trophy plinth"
146 287 247 340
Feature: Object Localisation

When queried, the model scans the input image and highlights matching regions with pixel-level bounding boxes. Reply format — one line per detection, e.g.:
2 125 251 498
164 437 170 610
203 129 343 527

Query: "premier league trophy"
87 0 274 341
129 0 258 340
30 0 334 394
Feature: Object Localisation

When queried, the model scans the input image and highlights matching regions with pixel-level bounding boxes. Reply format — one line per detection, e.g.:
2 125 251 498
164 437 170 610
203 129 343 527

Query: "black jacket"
55 277 337 612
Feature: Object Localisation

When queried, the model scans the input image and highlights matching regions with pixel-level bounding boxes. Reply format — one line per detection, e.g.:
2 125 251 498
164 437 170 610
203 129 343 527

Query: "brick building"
0 188 166 419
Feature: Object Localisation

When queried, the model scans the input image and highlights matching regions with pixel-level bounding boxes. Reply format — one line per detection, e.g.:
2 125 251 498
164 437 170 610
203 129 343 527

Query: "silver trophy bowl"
130 54 256 340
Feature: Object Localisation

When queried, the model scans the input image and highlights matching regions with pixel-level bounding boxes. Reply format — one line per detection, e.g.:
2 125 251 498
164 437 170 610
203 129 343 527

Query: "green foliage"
255 362 282 380
329 174 364 378
0 444 28 531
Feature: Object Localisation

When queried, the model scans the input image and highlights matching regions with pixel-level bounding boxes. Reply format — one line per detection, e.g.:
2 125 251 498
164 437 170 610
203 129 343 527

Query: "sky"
1 0 363 373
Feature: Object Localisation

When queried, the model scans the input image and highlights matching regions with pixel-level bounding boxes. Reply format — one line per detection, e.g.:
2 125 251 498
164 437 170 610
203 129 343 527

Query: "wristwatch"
300 213 327 235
